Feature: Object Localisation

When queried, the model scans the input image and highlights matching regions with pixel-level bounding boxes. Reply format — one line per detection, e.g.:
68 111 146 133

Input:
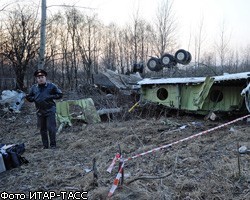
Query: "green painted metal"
141 78 214 111
202 85 245 112
56 98 101 126
140 77 247 114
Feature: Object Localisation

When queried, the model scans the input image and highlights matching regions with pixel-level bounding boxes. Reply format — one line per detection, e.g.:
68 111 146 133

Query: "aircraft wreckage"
137 49 250 115
138 72 250 115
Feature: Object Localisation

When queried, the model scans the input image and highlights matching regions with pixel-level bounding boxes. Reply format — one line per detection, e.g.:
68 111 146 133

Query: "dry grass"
0 101 250 200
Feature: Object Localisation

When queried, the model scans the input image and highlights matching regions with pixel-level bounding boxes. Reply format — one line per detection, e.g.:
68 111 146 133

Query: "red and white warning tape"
107 153 121 173
124 114 250 162
107 114 250 197
108 161 124 197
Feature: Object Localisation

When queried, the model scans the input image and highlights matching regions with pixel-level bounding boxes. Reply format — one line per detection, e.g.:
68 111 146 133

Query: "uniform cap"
34 69 47 77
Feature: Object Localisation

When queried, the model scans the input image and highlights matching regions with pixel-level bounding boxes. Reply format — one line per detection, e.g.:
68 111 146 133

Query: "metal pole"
38 0 46 70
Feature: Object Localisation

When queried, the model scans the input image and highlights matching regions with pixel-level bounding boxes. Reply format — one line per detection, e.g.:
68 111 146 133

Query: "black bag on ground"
7 143 25 155
2 152 12 170
4 143 29 169
8 151 21 168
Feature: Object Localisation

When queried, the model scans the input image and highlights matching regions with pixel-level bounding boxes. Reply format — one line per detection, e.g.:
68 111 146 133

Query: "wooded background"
0 1 249 91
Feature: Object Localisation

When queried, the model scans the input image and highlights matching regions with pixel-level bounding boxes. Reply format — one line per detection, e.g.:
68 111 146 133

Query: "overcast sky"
45 0 250 51
1 0 250 51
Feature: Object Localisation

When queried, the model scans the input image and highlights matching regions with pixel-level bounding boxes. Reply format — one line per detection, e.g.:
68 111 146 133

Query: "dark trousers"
38 114 57 148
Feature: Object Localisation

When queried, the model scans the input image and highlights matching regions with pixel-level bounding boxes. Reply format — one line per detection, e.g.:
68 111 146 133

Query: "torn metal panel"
193 77 214 109
94 70 142 92
103 70 142 89
93 73 116 90
56 98 101 127
102 70 127 89
56 101 71 126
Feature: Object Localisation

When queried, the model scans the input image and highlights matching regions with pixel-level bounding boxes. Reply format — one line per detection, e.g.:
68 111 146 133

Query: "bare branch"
0 2 17 12
47 4 95 10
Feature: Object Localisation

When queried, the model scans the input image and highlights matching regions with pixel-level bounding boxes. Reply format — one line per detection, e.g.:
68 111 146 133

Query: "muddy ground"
0 92 250 200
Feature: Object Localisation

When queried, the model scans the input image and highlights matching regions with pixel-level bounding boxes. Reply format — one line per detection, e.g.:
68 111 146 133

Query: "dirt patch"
0 96 250 200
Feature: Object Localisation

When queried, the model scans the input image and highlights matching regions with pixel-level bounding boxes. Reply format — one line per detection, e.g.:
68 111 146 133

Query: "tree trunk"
14 65 25 90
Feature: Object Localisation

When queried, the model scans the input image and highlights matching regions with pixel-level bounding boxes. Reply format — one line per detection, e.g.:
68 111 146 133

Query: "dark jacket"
26 82 63 116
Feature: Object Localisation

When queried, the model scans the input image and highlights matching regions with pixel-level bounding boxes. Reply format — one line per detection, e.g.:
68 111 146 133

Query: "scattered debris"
205 111 217 121
1 89 250 200
56 98 101 133
96 108 121 115
238 145 250 154
84 168 92 173
0 90 26 112
93 69 142 94
229 127 236 133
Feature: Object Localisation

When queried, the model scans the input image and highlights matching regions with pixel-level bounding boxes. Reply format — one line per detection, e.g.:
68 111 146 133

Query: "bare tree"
2 5 39 90
0 22 6 78
102 23 119 72
58 17 70 88
77 14 101 83
65 8 82 89
215 20 231 74
0 1 20 12
241 45 250 71
137 19 151 74
118 26 133 74
130 9 151 74
131 9 140 65
200 51 218 76
193 14 206 75
45 12 64 83
197 15 205 67
154 0 177 56
117 28 126 74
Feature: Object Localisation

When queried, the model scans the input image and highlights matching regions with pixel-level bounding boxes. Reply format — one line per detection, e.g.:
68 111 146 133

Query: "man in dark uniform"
26 69 63 149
